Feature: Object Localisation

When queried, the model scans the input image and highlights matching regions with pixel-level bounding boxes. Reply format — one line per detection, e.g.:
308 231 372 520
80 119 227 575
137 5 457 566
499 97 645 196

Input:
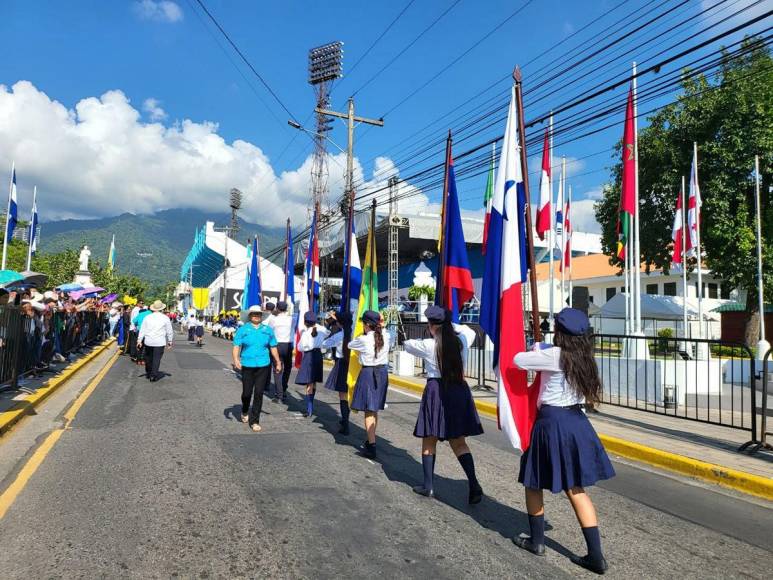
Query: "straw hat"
149 300 166 312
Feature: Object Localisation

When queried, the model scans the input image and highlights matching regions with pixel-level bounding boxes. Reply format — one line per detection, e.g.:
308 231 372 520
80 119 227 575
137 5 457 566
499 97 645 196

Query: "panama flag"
686 148 701 258
5 164 18 244
616 86 636 260
340 216 362 320
535 129 552 241
295 212 319 367
480 86 537 452
561 197 571 272
481 143 496 253
439 149 474 322
670 188 684 270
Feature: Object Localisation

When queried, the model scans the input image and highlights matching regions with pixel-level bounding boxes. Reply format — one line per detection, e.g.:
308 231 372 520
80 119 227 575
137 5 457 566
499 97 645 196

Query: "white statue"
79 245 91 272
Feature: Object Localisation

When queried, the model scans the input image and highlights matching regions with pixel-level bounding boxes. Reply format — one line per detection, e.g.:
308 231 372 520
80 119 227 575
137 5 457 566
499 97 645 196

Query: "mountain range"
38 209 286 287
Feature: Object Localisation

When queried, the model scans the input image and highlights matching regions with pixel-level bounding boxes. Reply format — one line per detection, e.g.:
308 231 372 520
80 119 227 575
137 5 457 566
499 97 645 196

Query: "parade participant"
127 300 143 360
187 312 197 342
232 305 282 432
194 315 205 348
295 312 330 418
403 305 484 503
321 310 353 434
132 301 150 365
511 308 614 575
137 300 174 382
348 310 391 459
263 301 276 327
269 301 294 402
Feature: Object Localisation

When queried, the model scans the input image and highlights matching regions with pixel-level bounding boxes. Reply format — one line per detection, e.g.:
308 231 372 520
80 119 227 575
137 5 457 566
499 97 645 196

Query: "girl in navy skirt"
295 312 330 418
403 305 484 504
322 311 353 435
511 308 614 575
348 310 391 459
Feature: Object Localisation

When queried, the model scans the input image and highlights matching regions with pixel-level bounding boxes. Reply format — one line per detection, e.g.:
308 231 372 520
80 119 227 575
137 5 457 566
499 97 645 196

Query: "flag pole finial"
513 66 522 84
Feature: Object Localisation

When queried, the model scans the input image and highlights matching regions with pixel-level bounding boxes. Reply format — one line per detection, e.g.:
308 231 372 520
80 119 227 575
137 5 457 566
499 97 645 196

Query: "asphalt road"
0 332 771 579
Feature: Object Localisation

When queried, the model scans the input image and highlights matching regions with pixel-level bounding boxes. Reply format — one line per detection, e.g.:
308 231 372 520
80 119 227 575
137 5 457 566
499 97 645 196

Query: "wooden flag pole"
283 219 290 302
370 199 377 310
436 130 452 309
514 66 542 342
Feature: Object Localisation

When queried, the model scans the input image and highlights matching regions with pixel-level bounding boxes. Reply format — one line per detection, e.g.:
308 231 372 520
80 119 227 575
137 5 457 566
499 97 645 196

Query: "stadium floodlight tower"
229 187 242 238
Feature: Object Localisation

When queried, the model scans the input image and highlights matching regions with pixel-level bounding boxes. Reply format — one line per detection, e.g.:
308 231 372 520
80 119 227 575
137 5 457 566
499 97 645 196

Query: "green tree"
30 249 80 287
91 261 148 299
595 37 772 346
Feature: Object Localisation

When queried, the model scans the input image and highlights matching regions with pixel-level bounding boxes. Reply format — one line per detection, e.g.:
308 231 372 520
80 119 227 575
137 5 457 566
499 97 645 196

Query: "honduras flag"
5 164 18 244
479 86 537 452
28 186 38 256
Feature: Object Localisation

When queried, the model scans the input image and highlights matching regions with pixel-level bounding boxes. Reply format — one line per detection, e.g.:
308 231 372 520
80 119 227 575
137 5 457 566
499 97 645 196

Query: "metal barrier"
748 347 773 454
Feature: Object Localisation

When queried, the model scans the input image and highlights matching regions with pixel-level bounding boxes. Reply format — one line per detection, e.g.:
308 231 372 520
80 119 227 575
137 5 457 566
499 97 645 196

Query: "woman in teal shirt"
232 305 282 432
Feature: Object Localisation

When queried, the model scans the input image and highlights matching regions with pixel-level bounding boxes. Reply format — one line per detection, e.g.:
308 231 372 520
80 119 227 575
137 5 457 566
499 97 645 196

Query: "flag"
616 86 636 260
284 223 295 306
535 129 551 241
686 148 701 258
295 211 320 367
482 143 496 253
670 188 684 270
107 234 115 270
347 205 378 404
5 164 18 244
561 197 571 272
241 239 252 310
28 187 39 256
480 86 536 452
340 215 362 319
438 149 474 322
245 237 261 308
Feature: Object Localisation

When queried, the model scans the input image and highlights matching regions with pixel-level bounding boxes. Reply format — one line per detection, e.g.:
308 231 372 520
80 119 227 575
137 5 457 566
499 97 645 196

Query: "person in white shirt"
403 305 483 503
321 310 353 434
511 308 614 575
348 310 391 459
138 300 174 382
269 301 294 401
262 301 276 327
295 312 330 418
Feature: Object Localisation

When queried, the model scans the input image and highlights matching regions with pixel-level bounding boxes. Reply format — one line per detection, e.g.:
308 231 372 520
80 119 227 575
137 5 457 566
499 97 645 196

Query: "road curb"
0 339 115 437
385 373 773 501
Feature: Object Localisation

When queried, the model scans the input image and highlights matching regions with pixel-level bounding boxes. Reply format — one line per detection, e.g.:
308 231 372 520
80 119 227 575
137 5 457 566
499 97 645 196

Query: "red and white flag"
670 188 684 270
686 148 701 258
535 129 551 241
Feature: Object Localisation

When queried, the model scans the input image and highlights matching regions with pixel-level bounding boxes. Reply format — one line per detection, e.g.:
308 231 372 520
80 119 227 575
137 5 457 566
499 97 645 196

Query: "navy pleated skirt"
518 404 615 493
324 357 348 392
295 348 323 384
414 378 484 441
351 365 388 412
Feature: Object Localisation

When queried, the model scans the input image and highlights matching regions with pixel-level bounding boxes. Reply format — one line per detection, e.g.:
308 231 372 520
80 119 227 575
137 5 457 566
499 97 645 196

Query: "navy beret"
336 310 353 326
265 302 276 311
554 308 590 336
424 305 448 324
304 311 317 324
276 301 288 312
361 310 380 326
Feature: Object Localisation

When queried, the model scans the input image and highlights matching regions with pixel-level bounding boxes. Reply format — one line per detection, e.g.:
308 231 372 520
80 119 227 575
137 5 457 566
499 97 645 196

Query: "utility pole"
387 176 406 325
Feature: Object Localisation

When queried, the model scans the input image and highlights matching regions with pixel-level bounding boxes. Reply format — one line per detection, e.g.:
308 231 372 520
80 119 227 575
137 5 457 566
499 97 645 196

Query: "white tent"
599 293 720 321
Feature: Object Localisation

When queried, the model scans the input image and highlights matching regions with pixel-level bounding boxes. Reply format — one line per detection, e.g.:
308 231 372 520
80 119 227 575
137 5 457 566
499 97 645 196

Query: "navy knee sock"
457 453 480 488
528 514 545 546
305 394 313 415
581 526 603 561
422 455 435 491
339 400 350 424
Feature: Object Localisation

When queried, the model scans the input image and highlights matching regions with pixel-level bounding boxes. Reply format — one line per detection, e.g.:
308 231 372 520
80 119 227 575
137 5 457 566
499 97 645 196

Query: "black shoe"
271 398 280 404
361 442 376 459
570 554 608 575
512 535 546 556
412 486 435 498
301 411 309 418
338 424 350 435
468 483 483 505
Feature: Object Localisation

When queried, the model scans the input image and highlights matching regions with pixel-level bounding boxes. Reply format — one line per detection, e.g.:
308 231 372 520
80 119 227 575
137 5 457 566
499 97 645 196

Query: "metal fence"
0 306 108 390
393 321 764 440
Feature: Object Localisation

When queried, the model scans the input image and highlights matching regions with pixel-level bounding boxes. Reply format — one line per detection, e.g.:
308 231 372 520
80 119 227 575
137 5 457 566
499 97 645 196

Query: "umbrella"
0 270 23 287
57 282 84 292
100 293 119 304
20 270 48 288
69 287 105 301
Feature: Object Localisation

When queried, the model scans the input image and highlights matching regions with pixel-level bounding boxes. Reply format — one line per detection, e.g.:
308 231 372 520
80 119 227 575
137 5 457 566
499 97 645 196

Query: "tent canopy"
598 293 719 321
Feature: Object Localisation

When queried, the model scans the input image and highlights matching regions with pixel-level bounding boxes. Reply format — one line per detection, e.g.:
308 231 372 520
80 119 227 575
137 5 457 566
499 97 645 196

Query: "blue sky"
0 0 767 230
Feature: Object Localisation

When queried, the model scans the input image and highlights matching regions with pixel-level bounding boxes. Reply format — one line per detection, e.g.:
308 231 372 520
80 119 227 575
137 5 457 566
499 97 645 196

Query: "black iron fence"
393 321 766 444
0 306 109 390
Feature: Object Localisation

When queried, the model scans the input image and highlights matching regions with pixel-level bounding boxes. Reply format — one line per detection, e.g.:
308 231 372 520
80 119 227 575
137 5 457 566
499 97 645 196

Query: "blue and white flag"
5 164 18 244
28 186 38 255
340 217 361 320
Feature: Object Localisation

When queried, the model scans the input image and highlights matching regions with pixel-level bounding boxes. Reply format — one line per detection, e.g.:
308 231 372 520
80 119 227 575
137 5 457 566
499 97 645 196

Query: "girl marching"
403 305 484 504
321 310 354 435
511 308 614 575
295 312 330 418
348 310 391 459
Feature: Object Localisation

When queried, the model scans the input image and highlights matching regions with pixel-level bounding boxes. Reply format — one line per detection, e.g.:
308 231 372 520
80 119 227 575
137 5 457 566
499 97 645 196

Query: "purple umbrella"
69 287 105 300
100 293 119 304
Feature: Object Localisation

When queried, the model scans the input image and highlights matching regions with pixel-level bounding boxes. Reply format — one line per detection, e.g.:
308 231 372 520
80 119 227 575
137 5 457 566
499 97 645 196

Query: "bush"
657 327 674 353
408 285 435 301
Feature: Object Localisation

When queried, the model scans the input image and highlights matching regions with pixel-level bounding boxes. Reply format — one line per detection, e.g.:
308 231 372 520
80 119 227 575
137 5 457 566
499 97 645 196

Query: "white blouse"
513 344 585 408
298 325 330 352
321 330 344 359
403 324 476 379
348 330 391 366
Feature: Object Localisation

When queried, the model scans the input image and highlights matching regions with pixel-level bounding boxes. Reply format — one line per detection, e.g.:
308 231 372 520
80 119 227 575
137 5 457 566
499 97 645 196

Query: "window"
646 283 658 295
720 284 731 300
708 283 718 299
663 282 677 296
606 287 617 301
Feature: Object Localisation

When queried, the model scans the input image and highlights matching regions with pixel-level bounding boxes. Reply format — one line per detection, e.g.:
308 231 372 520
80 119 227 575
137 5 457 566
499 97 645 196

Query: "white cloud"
142 98 167 121
570 199 601 234
0 81 430 228
527 153 586 180
133 0 183 23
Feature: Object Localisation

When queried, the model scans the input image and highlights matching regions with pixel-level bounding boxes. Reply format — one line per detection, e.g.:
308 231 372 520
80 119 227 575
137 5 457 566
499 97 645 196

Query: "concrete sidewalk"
386 371 773 498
